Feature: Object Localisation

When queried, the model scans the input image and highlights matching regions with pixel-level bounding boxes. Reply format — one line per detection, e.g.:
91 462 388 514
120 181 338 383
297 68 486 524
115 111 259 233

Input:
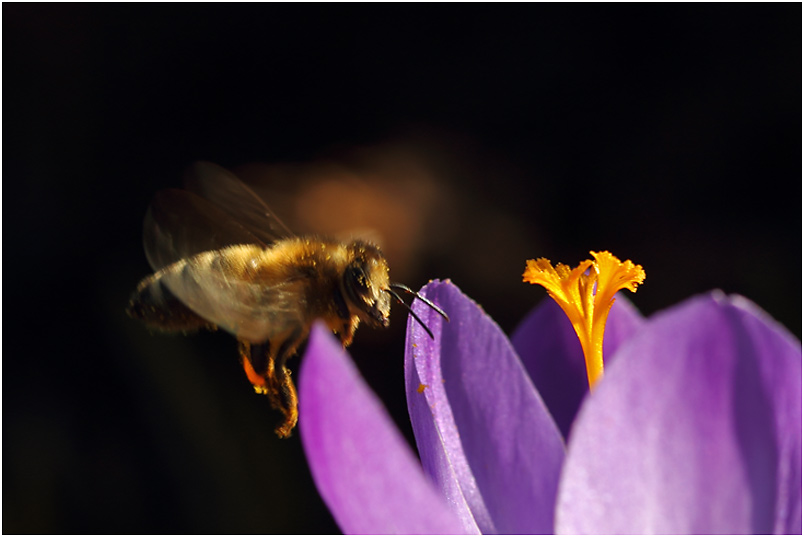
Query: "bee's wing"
159 249 306 343
141 161 305 341
143 161 293 272
143 189 269 272
183 161 294 245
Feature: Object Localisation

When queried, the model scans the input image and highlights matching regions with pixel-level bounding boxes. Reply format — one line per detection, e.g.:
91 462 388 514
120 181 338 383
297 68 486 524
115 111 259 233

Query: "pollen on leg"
523 251 645 388
238 341 269 394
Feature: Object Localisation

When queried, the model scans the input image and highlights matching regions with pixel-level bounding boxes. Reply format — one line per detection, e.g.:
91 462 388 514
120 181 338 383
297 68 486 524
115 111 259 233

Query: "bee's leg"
337 317 360 348
237 340 270 394
266 329 303 438
237 338 301 438
333 289 359 347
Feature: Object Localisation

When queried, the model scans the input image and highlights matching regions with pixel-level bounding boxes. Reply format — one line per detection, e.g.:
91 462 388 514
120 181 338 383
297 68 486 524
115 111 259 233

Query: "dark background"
4 4 801 534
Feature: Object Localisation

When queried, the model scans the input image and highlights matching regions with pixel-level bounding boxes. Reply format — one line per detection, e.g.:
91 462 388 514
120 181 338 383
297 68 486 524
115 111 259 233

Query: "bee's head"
342 241 392 328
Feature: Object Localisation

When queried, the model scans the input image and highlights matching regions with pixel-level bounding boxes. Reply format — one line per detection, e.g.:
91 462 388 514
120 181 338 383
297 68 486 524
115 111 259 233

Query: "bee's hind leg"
238 332 304 438
238 340 270 395
268 330 305 438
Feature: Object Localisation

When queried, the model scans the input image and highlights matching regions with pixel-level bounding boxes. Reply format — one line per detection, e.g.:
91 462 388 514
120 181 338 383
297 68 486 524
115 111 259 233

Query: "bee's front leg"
336 316 361 348
332 289 359 347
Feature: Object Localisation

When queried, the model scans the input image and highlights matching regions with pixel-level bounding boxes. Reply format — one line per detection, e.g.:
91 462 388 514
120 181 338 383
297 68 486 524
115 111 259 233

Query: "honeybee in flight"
128 162 448 438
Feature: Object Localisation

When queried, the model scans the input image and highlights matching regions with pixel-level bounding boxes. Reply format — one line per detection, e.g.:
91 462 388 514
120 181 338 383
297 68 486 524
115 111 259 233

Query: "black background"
4 4 801 534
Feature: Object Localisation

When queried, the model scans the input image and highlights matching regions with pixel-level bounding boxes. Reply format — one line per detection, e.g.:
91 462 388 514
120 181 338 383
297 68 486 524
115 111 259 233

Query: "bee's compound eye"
343 264 372 308
347 265 369 292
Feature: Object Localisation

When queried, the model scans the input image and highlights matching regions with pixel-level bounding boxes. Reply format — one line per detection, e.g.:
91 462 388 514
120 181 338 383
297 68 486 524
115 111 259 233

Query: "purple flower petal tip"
299 322 465 535
405 280 565 534
556 292 802 534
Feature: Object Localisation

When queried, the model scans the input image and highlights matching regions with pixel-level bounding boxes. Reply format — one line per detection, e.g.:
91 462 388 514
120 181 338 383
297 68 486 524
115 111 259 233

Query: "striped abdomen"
127 264 216 334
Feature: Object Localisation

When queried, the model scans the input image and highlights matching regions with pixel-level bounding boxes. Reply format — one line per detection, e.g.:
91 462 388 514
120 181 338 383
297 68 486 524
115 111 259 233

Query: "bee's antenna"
389 283 450 322
386 288 437 340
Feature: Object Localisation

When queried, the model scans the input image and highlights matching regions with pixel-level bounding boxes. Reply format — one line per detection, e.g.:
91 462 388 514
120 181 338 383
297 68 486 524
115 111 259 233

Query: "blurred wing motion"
143 189 267 271
182 161 294 244
140 162 303 342
143 161 292 271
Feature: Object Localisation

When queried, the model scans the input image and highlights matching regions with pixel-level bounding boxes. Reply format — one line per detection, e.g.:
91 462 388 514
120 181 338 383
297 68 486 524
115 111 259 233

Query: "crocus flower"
299 251 801 534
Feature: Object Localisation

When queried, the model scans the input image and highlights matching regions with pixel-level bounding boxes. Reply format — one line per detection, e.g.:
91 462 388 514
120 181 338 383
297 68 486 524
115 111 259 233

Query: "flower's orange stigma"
523 251 645 388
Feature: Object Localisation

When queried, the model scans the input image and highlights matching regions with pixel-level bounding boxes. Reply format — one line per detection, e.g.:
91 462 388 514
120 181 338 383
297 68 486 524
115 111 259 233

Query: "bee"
127 161 448 438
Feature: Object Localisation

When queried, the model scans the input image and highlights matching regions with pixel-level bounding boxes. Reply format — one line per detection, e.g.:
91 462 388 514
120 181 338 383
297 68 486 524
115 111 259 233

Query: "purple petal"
299 323 465 535
730 295 802 534
556 292 802 534
511 293 645 439
405 280 565 534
